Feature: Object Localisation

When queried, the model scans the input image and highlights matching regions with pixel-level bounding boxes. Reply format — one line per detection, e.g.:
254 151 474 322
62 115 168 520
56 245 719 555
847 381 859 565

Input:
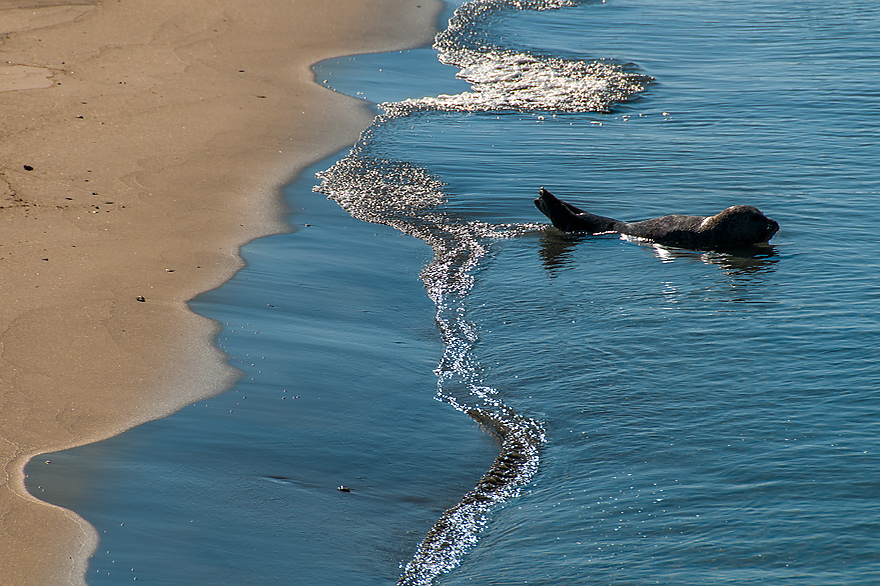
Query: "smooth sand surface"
0 1 440 583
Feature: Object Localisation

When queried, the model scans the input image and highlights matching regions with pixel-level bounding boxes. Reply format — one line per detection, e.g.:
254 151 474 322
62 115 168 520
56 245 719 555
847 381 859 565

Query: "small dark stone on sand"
23 165 33 171
136 296 146 302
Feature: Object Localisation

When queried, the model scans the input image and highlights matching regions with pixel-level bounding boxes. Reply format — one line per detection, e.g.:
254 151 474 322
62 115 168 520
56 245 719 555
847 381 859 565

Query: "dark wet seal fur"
534 188 779 251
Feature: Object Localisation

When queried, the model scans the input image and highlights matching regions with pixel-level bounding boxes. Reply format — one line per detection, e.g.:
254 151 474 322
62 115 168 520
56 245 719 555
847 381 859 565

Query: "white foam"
380 0 646 117
384 50 646 115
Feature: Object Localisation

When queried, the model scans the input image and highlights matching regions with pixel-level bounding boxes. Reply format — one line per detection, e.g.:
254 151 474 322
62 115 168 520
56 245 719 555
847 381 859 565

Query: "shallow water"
28 0 880 584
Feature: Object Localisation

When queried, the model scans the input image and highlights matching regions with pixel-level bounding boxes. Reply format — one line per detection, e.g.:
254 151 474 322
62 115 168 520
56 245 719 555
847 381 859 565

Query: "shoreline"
0 1 441 584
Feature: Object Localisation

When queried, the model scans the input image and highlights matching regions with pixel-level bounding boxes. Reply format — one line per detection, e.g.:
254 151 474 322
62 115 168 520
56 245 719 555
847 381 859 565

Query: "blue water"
27 0 880 584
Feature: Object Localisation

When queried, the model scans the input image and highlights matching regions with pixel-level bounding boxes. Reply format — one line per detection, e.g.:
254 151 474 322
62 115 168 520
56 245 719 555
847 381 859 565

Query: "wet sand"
0 1 440 584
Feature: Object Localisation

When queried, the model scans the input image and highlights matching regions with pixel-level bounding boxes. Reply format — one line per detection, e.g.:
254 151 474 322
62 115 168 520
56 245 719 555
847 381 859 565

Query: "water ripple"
315 0 644 582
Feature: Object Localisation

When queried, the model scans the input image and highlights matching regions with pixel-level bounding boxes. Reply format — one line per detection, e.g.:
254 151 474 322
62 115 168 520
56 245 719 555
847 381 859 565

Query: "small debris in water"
337 485 351 493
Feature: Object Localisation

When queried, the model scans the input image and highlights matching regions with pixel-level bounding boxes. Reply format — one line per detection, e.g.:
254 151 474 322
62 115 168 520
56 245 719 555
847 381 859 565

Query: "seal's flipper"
535 188 622 234
540 188 586 215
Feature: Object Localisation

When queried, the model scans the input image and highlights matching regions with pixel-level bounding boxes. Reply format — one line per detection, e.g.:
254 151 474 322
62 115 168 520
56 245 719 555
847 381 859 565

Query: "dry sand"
0 0 441 583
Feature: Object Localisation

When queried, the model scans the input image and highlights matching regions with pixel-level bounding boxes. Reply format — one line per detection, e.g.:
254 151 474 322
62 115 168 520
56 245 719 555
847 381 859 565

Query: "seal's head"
700 205 779 247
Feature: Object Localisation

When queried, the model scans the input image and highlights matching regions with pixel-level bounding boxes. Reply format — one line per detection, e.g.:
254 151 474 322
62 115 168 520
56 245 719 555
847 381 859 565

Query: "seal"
534 188 779 250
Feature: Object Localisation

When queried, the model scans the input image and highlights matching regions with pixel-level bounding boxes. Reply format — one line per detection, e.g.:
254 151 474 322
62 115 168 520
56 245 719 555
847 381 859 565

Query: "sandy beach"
0 1 439 583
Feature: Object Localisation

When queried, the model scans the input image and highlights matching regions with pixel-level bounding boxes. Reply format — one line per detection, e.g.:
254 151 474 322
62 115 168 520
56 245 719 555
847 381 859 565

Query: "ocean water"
26 0 880 584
